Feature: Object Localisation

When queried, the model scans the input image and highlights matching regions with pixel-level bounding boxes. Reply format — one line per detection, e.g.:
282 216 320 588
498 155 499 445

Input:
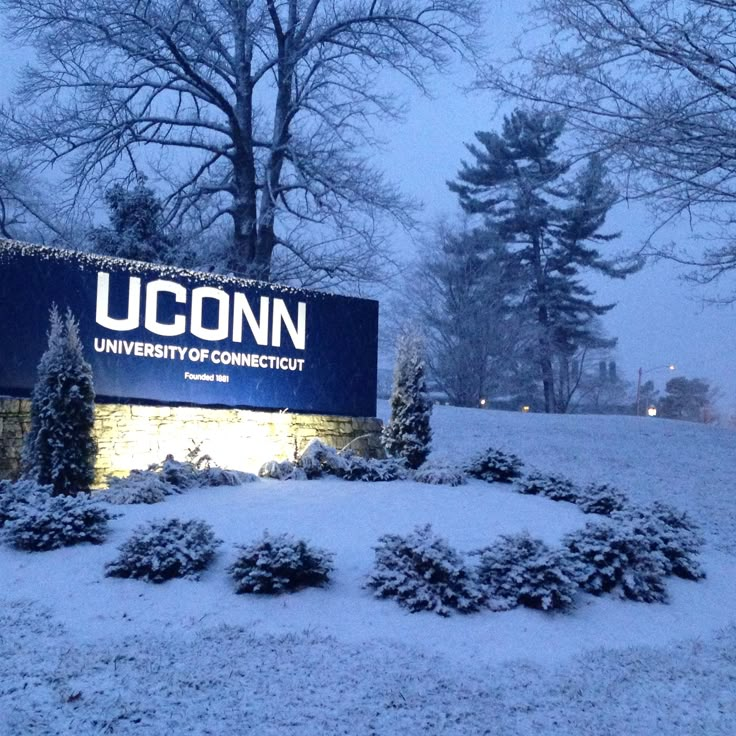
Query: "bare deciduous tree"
479 0 736 298
1 0 481 283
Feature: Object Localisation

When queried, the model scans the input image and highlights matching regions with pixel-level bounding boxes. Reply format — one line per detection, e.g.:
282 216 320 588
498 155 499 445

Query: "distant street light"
636 364 676 416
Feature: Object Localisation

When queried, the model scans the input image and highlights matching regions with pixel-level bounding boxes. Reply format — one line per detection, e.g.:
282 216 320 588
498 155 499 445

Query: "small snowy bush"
365 524 484 616
465 447 524 483
228 532 334 594
198 467 257 486
382 333 432 469
297 439 346 479
145 451 255 490
563 519 670 603
4 494 112 551
258 459 307 481
99 471 172 505
0 479 52 527
577 483 629 516
615 503 705 581
517 472 580 502
291 439 405 482
339 451 407 482
413 462 467 487
474 533 582 611
105 518 222 583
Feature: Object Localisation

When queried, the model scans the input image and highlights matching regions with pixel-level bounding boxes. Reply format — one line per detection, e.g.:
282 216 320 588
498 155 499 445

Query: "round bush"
563 519 670 603
475 532 581 611
0 479 53 528
577 483 629 516
105 518 222 583
414 462 467 487
228 532 334 594
517 472 580 502
465 447 524 483
365 523 484 616
615 503 705 580
100 471 172 505
4 494 112 551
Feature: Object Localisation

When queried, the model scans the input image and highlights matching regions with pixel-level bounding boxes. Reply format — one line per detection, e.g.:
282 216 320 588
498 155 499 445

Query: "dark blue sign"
0 241 378 417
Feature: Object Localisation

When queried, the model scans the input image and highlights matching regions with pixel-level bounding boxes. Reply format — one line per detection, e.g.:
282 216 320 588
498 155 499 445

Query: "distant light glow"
647 406 658 417
479 398 487 407
521 405 530 413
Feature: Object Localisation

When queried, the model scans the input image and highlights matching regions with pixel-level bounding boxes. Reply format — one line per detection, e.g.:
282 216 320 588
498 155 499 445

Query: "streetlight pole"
636 364 676 416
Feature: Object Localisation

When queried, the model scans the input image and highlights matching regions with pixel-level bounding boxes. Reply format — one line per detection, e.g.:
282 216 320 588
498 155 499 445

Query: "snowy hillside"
2 403 736 735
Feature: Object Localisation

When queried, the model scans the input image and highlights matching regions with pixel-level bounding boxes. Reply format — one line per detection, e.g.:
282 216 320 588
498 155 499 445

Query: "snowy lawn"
2 402 736 734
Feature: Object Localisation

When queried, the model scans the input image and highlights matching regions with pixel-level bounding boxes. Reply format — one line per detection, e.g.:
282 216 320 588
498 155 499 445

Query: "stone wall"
0 398 382 486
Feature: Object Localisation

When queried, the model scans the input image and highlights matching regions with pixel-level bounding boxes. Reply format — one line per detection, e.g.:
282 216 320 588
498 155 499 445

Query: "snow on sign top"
0 239 379 417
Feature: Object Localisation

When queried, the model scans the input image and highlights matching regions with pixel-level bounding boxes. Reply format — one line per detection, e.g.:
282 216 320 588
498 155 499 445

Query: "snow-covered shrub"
382 333 432 469
517 472 580 502
577 483 629 516
563 519 670 603
4 494 112 551
198 467 257 486
615 503 705 580
21 306 96 495
105 518 221 583
465 447 524 483
474 532 581 611
228 532 334 594
339 451 407 482
413 461 467 487
297 439 346 479
290 440 405 482
148 452 255 490
258 459 307 481
0 479 52 527
365 523 484 616
98 471 171 505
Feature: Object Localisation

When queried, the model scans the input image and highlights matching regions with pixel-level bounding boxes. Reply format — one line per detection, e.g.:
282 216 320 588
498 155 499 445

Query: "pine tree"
88 176 183 266
22 306 97 495
383 333 432 469
449 110 638 413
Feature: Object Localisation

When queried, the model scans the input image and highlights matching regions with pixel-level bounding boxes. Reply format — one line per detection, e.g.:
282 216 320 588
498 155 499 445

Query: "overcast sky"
1 1 735 415
373 1 736 415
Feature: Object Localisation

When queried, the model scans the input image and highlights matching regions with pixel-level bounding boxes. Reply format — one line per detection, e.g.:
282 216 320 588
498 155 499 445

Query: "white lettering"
96 273 141 331
271 299 306 350
191 287 229 341
145 280 186 337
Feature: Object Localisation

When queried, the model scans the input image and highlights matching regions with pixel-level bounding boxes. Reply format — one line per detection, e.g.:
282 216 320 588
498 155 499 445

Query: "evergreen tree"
88 177 184 266
22 306 97 495
383 333 432 469
403 222 537 407
449 110 638 412
659 377 714 423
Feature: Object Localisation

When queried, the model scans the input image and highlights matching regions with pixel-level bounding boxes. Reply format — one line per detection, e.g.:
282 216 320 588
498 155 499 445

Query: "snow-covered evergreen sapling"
517 472 580 502
465 447 524 483
413 461 467 487
365 523 484 616
563 519 670 603
105 518 222 583
382 332 432 469
474 532 582 611
0 479 52 527
21 305 96 495
228 532 334 594
4 494 112 551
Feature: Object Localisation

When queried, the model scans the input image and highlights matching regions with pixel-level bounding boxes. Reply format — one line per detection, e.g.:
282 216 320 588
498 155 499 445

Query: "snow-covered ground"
2 403 736 735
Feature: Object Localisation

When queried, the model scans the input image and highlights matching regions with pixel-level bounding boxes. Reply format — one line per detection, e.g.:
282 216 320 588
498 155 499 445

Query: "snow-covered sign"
0 241 378 416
